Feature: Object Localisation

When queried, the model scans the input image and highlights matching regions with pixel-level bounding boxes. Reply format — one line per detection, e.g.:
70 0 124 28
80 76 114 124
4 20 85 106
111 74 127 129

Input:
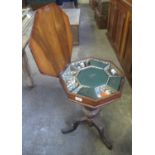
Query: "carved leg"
61 121 80 134
91 121 112 150
61 107 112 150
61 117 88 134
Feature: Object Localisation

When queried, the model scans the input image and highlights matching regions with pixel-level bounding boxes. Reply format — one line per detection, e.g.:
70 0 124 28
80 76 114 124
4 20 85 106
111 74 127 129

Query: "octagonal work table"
29 3 124 150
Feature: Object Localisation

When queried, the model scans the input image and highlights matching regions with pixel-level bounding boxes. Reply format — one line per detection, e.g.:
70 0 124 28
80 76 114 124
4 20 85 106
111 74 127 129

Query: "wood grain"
107 0 132 85
29 3 73 77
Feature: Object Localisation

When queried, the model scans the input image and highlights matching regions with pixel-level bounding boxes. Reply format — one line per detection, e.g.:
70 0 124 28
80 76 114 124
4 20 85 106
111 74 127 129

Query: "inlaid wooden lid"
29 3 73 77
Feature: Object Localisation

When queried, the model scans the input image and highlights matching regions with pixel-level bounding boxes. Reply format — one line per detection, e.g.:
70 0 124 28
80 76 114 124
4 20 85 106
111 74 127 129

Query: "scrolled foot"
91 121 112 150
61 121 80 134
100 133 113 150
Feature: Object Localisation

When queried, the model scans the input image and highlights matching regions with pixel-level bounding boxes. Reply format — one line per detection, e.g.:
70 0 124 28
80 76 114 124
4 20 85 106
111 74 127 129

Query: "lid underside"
29 3 73 77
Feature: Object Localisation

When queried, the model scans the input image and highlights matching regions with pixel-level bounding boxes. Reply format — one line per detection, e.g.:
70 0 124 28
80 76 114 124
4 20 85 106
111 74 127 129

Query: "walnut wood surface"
29 3 73 77
107 0 132 85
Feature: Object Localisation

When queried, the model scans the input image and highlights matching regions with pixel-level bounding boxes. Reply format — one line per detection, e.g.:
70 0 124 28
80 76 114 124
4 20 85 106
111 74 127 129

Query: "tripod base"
61 107 112 150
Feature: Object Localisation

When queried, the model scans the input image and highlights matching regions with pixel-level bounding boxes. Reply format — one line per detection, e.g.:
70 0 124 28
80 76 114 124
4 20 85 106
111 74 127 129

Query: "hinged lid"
29 3 73 77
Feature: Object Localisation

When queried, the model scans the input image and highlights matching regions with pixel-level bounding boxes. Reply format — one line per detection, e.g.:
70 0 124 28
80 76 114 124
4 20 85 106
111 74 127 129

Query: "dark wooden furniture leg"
61 107 112 150
61 117 88 134
91 119 112 150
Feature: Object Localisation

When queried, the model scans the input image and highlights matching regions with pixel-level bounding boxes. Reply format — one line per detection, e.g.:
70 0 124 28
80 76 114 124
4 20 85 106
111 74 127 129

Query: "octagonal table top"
60 58 124 108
